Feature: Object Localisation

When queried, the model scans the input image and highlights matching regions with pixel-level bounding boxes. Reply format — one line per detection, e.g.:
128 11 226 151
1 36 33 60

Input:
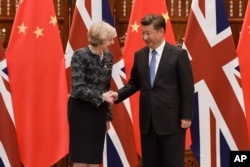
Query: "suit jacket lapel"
154 43 172 83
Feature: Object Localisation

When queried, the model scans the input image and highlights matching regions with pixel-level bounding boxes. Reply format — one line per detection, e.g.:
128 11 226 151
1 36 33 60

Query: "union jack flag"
0 39 21 167
64 0 138 166
183 0 250 166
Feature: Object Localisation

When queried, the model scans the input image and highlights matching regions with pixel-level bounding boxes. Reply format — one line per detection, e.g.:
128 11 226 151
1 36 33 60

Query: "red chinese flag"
238 1 250 141
123 0 192 155
0 38 21 167
6 1 69 166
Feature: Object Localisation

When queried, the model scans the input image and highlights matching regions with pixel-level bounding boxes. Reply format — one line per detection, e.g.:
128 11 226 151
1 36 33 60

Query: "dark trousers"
141 125 186 167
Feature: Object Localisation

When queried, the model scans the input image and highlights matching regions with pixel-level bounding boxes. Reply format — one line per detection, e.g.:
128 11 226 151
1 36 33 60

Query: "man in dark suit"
112 14 194 167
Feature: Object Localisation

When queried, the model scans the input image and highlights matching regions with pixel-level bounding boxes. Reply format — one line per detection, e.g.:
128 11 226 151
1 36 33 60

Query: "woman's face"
100 37 115 51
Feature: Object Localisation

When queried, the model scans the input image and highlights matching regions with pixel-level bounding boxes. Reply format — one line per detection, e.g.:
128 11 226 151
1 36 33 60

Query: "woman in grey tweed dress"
68 21 117 167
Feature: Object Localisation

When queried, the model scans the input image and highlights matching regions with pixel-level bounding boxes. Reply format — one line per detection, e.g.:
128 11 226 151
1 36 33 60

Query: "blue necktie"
150 50 157 87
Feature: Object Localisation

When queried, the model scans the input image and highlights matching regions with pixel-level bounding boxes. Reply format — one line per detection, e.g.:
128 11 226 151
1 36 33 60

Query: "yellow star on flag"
162 12 170 21
33 26 44 38
130 21 140 32
18 22 28 34
49 16 57 26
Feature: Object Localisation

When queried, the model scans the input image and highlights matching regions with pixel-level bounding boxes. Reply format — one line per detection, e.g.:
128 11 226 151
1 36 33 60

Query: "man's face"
141 24 164 49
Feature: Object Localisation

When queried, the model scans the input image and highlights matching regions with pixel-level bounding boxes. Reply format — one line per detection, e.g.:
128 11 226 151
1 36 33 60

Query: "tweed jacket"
69 47 113 120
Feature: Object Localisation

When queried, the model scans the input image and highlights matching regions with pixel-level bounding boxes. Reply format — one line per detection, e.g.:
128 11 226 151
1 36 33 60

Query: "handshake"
102 90 118 104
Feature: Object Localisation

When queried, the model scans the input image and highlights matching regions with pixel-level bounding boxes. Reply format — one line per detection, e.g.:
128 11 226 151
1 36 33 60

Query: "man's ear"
160 28 165 36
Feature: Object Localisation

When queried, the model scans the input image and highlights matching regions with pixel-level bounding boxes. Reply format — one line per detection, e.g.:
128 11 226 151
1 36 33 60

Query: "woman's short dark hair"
141 14 166 32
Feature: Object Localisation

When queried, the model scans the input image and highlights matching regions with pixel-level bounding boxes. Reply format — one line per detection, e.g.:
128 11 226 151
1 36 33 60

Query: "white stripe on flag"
0 142 11 167
65 42 74 68
103 136 108 167
76 0 102 27
0 59 15 125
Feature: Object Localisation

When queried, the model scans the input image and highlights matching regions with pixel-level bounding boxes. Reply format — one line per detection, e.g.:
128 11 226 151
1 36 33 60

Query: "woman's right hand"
102 90 114 104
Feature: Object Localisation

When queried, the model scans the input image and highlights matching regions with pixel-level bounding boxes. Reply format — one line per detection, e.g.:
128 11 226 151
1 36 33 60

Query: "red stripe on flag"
85 0 92 18
199 0 206 17
69 8 89 51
